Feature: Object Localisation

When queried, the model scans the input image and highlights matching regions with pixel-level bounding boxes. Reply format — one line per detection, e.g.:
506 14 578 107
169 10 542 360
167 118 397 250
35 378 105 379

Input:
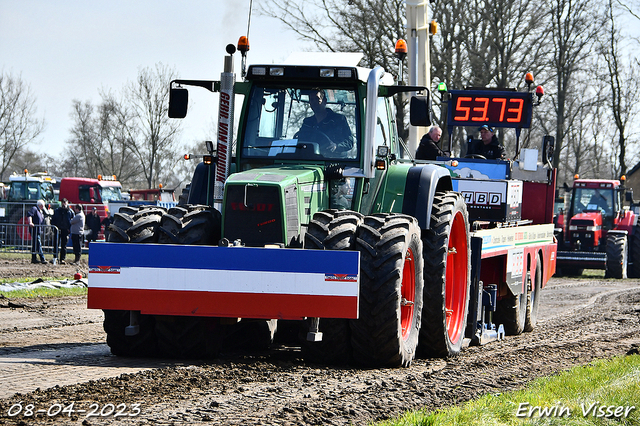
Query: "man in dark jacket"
297 89 355 157
469 125 506 159
86 207 101 243
415 126 446 160
27 199 46 264
51 198 74 264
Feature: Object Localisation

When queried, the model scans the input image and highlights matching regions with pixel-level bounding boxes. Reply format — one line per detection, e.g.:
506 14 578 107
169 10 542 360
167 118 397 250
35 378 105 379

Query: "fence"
0 223 59 258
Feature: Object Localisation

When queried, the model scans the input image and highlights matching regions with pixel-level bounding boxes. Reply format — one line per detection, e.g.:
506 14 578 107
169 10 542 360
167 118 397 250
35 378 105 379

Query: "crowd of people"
30 199 112 265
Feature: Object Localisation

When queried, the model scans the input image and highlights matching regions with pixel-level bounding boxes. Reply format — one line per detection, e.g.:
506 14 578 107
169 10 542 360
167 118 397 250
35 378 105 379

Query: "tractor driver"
590 190 611 212
468 125 506 160
296 89 355 156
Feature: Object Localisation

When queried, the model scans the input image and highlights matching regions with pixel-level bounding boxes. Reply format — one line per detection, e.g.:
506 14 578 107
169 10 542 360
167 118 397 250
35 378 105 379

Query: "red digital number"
492 98 507 121
454 97 472 121
507 99 524 123
472 97 489 121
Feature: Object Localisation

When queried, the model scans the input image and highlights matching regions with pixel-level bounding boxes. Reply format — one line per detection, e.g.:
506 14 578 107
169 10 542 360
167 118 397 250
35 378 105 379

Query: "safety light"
451 160 459 167
24 169 28 175
375 159 386 170
437 82 447 93
621 175 626 181
429 20 438 35
535 85 544 100
574 174 580 179
184 154 191 160
395 39 407 61
237 36 250 54
203 155 214 165
97 175 102 180
525 73 534 85
159 183 163 189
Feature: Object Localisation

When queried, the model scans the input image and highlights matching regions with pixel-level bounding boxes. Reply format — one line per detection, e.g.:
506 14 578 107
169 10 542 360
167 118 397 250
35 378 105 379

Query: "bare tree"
64 99 140 183
598 0 640 176
114 63 181 189
0 71 45 180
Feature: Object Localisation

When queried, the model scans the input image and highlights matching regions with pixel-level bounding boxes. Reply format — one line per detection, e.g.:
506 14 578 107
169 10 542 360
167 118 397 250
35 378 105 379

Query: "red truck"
58 176 125 240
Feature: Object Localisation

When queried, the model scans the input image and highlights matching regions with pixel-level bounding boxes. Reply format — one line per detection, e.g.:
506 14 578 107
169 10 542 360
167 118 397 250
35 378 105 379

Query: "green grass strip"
377 355 640 426
0 286 87 299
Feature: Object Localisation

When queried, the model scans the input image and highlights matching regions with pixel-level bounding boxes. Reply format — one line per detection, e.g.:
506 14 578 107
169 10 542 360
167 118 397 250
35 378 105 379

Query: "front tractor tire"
351 214 424 367
605 233 628 279
419 192 471 358
301 209 364 365
102 204 223 358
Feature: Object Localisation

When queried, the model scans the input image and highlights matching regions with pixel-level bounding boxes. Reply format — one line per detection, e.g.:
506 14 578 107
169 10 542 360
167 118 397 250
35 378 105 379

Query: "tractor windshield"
241 85 359 163
572 188 614 217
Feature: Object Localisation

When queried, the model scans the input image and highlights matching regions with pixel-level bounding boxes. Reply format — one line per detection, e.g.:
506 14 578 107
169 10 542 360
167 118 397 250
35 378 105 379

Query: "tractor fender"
607 229 628 237
188 162 216 205
401 164 453 230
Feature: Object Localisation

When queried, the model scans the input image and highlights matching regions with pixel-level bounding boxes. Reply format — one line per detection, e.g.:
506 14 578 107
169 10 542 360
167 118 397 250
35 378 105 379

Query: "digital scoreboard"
447 89 534 129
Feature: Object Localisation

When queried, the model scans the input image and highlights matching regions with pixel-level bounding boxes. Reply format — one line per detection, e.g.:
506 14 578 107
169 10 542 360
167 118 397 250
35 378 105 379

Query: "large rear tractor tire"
606 233 628 279
418 192 471 358
524 253 543 332
351 214 424 367
301 210 363 365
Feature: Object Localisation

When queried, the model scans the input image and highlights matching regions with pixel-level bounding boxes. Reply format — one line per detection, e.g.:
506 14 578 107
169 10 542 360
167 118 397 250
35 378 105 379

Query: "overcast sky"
1 0 302 159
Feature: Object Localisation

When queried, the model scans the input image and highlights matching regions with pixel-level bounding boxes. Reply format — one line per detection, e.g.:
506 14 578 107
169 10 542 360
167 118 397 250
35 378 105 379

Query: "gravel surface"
0 258 638 426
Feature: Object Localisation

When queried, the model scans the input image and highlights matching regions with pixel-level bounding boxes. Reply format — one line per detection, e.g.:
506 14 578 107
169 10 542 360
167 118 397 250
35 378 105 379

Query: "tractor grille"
571 219 594 227
224 184 296 247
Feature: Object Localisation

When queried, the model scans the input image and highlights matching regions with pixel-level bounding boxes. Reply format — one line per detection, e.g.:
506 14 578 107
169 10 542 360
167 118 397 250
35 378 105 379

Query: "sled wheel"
419 192 470 358
606 233 628 279
103 310 157 357
495 287 527 335
301 210 363 365
524 253 543 332
351 214 424 367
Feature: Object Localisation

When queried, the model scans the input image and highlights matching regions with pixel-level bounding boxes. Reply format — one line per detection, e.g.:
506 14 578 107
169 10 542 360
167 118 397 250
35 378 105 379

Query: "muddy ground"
0 258 638 426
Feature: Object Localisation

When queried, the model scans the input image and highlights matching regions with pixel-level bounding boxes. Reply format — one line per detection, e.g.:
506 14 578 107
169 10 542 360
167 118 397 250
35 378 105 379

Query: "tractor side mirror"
169 87 189 118
409 96 432 127
625 189 634 203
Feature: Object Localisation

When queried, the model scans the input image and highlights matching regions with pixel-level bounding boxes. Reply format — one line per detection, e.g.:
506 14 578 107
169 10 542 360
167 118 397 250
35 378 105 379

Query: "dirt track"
0 260 638 425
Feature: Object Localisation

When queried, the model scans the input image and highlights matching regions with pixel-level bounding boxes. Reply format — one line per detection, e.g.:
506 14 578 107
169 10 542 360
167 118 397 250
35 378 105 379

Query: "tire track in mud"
0 280 638 425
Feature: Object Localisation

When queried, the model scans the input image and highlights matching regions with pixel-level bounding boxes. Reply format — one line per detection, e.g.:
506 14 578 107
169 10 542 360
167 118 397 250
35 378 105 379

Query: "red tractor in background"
556 177 639 278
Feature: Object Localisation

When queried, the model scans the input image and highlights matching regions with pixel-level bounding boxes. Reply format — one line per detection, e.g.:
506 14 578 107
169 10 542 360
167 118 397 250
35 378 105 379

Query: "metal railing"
0 223 59 257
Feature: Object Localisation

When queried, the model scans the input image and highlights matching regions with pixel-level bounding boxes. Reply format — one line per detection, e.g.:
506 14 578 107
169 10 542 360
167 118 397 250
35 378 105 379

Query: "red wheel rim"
400 247 416 340
445 210 468 343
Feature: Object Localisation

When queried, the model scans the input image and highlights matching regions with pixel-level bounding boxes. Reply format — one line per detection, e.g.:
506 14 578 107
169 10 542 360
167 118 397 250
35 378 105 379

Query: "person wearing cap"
469 125 506 160
415 125 448 160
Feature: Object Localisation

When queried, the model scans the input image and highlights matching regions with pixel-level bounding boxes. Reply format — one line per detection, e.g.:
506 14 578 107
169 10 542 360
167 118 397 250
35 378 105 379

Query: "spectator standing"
27 199 46 264
415 126 446 160
70 204 85 264
86 207 101 243
51 198 74 264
